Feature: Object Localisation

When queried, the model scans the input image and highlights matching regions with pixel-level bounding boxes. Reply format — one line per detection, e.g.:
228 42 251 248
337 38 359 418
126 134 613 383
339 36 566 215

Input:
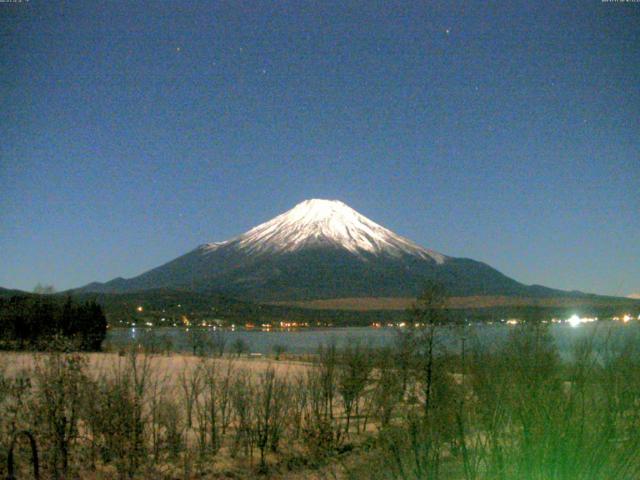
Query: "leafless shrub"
82 350 151 479
194 358 234 458
157 396 184 461
179 363 202 429
230 369 256 461
32 351 87 479
254 366 290 472
370 347 403 428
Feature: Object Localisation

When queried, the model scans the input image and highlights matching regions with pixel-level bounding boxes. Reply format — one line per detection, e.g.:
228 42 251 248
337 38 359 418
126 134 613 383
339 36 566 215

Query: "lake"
106 321 640 359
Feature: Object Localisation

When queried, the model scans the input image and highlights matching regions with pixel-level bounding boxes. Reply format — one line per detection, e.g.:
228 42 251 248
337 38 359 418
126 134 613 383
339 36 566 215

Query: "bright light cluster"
567 315 598 328
568 315 581 327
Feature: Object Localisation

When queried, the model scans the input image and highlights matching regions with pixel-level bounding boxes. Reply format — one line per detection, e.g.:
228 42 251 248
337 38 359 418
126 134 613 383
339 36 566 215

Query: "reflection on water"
106 322 640 358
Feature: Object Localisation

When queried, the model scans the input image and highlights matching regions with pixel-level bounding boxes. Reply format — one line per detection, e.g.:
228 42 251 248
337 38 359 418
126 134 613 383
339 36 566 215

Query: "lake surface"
106 322 640 359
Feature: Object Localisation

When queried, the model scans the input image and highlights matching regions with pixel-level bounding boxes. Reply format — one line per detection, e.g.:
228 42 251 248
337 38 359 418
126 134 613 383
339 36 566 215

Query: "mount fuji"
79 199 573 301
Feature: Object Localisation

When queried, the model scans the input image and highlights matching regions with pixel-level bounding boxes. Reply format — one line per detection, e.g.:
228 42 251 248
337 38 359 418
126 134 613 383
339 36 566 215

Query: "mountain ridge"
76 199 609 302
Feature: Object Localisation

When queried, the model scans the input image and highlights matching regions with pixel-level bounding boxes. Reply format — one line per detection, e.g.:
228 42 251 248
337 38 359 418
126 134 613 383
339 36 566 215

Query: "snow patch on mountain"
212 199 447 263
201 241 229 253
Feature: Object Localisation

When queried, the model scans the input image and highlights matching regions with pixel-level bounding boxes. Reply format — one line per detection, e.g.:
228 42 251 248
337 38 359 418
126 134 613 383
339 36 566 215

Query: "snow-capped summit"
209 199 446 263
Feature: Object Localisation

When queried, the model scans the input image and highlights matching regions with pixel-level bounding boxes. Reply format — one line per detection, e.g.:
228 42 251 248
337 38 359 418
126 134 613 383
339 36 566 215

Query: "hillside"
78 199 598 302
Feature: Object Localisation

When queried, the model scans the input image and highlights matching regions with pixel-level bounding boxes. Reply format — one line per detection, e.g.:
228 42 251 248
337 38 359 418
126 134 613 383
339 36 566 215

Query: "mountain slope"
79 199 584 301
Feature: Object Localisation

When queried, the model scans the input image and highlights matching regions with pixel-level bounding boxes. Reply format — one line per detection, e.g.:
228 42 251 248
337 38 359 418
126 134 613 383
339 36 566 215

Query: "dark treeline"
0 295 107 351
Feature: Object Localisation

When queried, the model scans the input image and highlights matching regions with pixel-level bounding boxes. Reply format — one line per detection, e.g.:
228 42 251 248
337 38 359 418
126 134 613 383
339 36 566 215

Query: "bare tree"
255 367 289 472
337 342 371 435
407 282 448 419
211 329 227 357
179 364 202 429
187 328 212 356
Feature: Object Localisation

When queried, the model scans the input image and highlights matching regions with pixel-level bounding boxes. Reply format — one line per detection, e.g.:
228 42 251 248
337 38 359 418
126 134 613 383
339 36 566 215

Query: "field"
1 352 310 382
271 295 640 311
2 319 640 480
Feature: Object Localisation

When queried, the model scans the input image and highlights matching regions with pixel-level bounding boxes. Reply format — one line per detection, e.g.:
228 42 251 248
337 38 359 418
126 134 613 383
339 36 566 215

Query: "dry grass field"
0 351 311 382
3 322 640 480
271 295 640 310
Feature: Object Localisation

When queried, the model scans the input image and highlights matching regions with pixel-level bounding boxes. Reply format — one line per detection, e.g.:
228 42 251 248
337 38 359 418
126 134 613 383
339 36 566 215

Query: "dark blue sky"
1 1 638 296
